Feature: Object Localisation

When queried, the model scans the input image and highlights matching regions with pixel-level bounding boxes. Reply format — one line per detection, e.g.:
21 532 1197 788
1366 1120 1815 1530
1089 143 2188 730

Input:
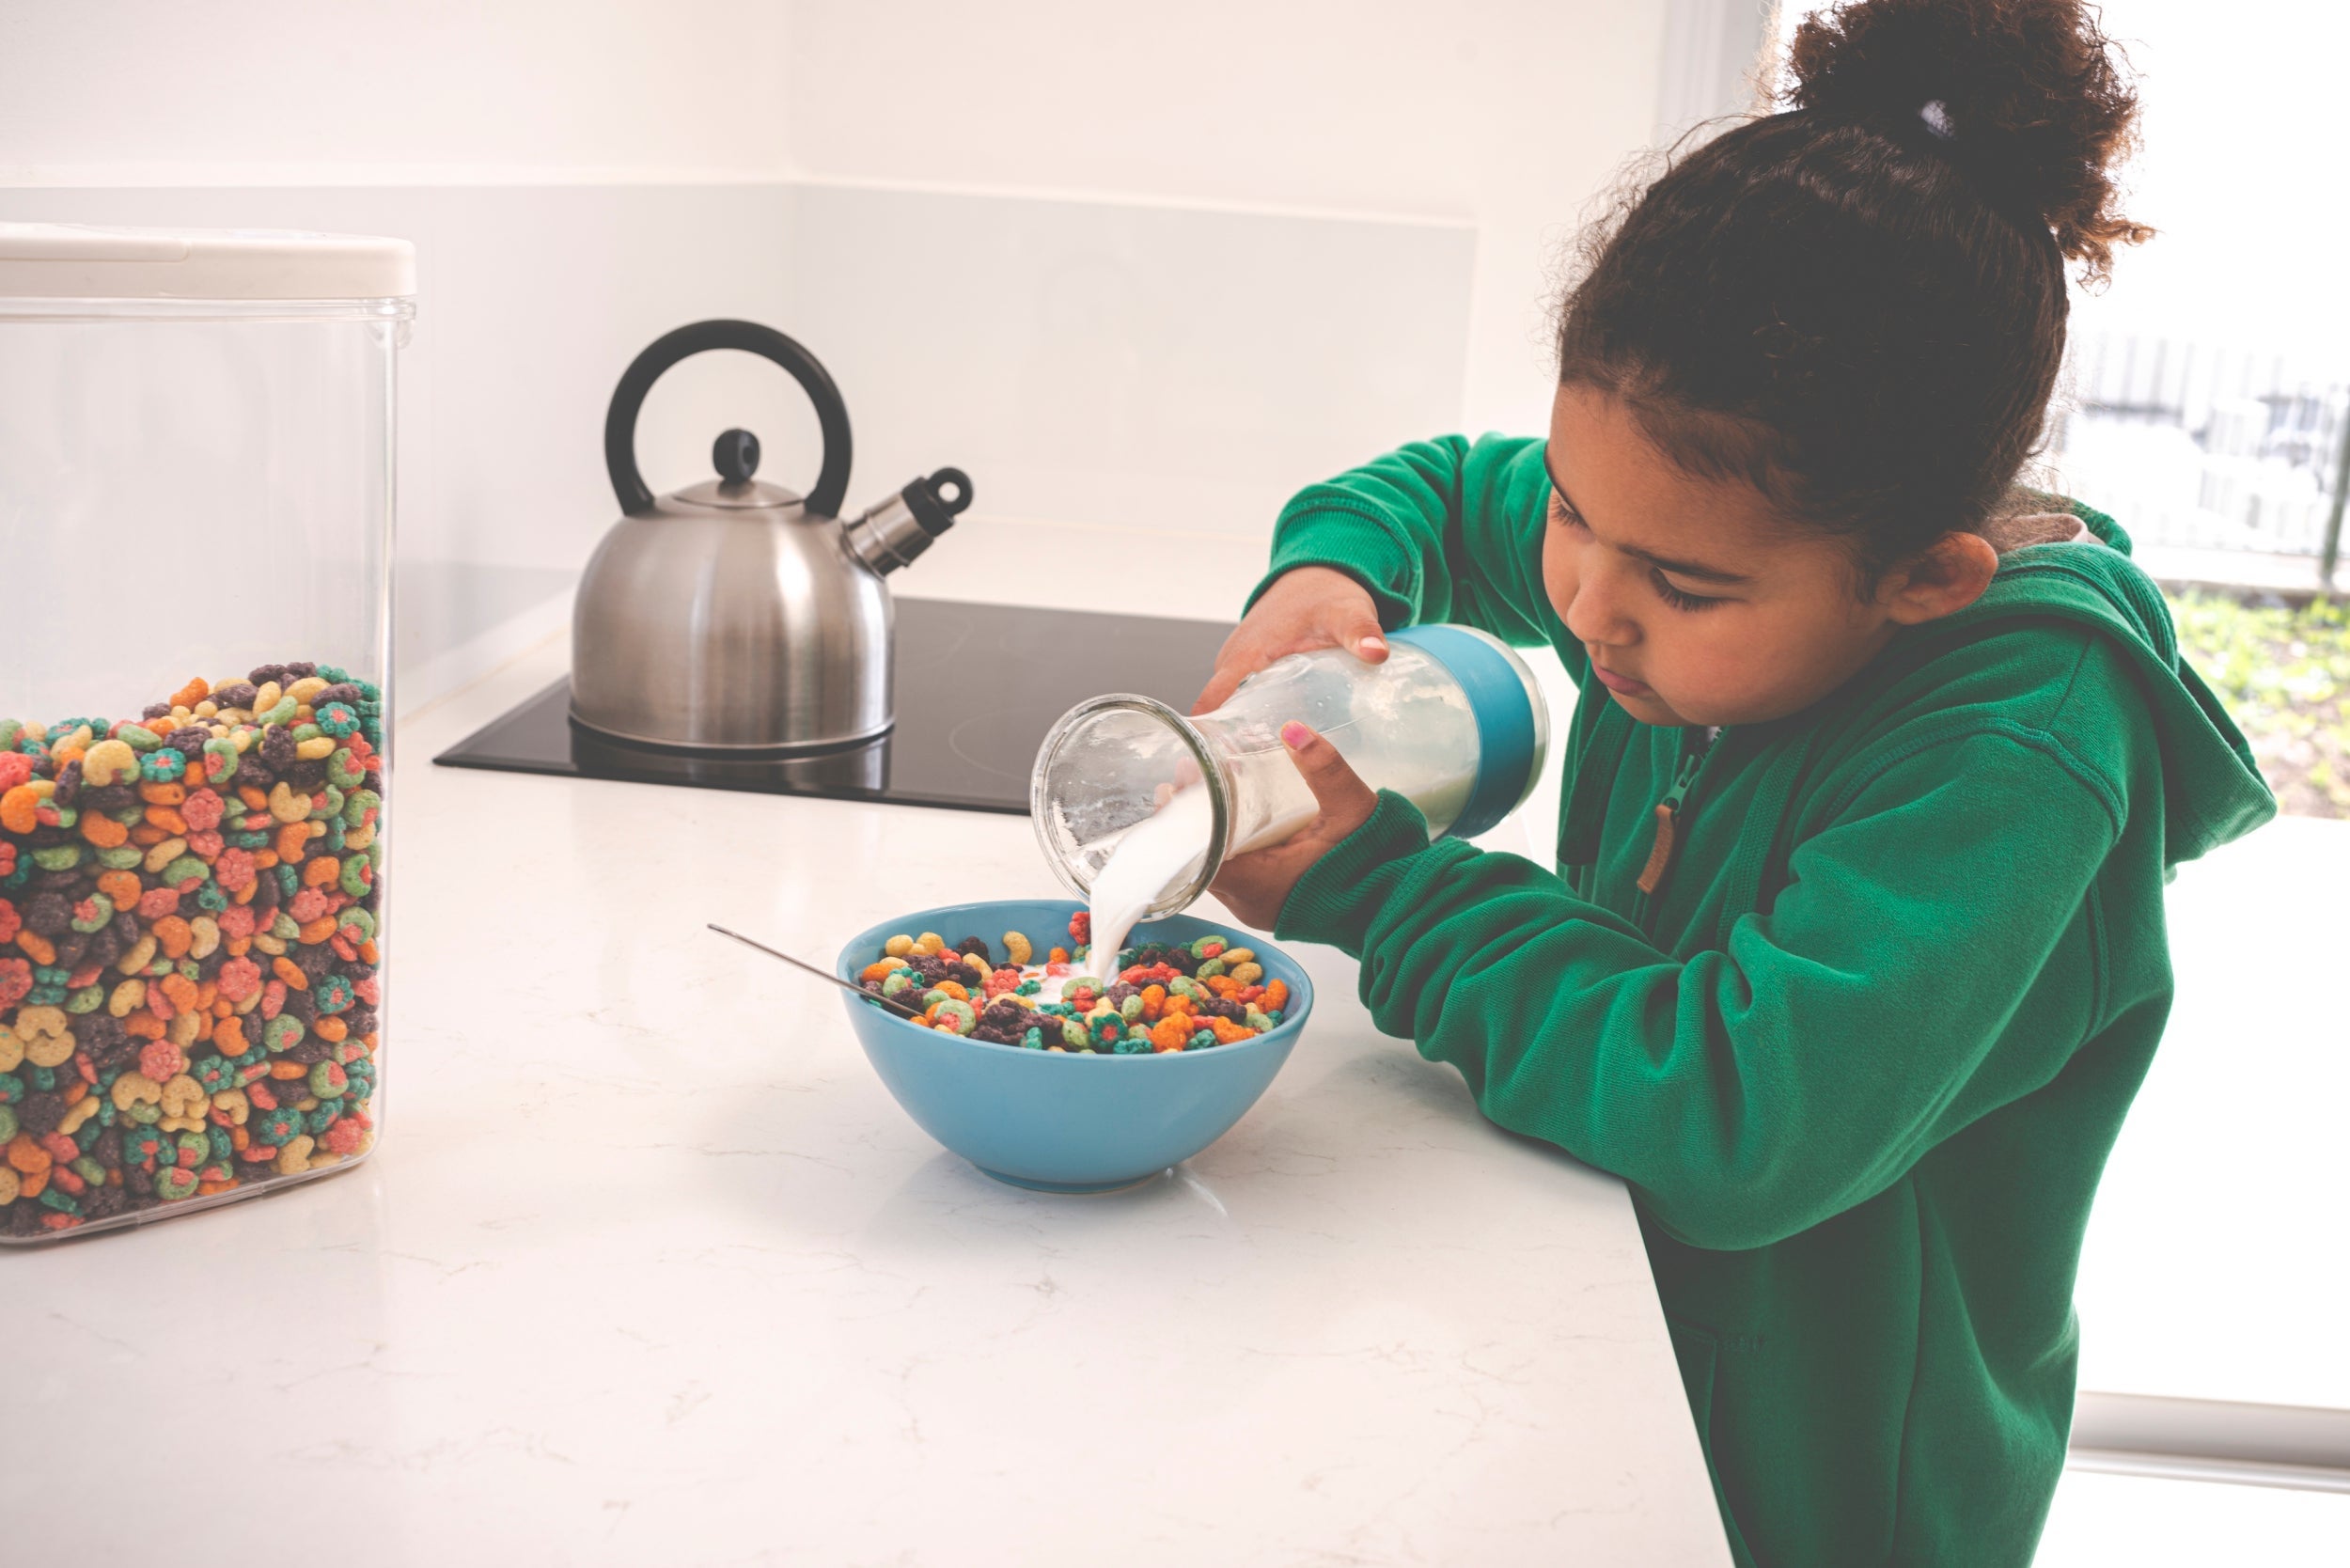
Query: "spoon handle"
707 923 931 1023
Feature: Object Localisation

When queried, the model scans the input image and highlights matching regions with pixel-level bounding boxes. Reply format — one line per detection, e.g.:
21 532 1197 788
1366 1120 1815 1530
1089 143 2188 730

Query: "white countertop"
2 598 1728 1566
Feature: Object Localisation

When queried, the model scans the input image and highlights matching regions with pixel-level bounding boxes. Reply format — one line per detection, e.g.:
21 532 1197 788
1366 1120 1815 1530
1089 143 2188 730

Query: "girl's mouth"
1591 663 1653 698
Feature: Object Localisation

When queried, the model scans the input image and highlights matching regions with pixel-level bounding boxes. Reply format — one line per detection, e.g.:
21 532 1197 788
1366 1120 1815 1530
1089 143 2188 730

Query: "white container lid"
0 223 415 302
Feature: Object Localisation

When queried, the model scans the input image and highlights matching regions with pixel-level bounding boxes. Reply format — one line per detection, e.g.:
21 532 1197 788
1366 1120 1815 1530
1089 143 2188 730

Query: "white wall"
0 0 791 183
786 0 1668 438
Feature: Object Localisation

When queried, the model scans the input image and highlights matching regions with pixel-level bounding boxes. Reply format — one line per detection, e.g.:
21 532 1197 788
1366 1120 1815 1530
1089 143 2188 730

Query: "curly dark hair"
1556 0 2151 580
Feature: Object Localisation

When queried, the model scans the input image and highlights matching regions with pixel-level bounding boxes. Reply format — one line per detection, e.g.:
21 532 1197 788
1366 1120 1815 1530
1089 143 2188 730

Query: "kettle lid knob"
713 428 760 484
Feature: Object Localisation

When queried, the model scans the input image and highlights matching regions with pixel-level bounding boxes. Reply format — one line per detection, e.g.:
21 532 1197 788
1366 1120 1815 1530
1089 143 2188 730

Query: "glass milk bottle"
0 226 411 1245
1031 624 1550 932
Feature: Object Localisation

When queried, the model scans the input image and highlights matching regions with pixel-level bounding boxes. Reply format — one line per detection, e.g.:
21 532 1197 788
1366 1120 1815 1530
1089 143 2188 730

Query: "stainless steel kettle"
570 319 972 752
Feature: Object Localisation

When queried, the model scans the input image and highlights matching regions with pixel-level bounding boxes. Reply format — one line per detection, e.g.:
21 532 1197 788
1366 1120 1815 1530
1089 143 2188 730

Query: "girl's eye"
1651 571 1725 612
1548 491 1586 529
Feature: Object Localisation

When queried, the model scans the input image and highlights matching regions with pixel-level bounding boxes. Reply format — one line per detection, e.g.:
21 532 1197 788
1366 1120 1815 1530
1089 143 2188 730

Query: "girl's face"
1541 385 1973 729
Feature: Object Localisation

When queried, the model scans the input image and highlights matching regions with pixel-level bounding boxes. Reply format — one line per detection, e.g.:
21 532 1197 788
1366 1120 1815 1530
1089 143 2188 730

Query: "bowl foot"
977 1166 1167 1196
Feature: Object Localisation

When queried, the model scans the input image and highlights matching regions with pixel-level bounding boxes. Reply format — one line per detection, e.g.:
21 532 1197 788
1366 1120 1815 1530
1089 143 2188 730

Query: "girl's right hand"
1192 566 1389 714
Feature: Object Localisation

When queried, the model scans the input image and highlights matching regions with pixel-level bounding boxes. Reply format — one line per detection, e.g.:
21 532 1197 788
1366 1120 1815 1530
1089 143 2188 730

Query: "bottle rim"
1030 691 1231 920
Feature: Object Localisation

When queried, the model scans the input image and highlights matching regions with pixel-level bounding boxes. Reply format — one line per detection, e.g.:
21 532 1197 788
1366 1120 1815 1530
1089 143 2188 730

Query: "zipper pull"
1637 737 1713 897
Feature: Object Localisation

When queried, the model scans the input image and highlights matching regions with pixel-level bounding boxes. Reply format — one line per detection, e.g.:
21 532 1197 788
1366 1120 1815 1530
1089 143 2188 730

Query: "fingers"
1279 722 1380 820
1325 608 1388 665
1191 665 1246 716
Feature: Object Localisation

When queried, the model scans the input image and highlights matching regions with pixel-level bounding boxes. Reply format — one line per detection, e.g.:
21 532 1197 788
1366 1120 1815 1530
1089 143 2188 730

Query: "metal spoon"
707 923 931 1022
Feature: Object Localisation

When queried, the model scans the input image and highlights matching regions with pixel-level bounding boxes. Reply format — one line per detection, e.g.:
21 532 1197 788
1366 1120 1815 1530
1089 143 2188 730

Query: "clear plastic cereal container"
0 225 413 1244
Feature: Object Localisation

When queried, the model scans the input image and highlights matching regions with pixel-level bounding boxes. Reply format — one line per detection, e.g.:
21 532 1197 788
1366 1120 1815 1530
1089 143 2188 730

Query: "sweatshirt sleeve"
1275 729 2121 1252
1251 434 1567 657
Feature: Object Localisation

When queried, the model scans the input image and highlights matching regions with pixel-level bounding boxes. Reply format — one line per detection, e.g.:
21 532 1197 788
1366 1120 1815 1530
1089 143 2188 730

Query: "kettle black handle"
603 320 853 518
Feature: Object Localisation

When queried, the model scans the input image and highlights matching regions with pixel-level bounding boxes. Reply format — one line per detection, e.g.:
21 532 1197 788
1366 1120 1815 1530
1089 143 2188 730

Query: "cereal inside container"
0 225 413 1244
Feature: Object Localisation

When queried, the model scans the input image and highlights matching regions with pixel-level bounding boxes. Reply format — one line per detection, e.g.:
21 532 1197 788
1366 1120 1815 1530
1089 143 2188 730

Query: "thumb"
1280 722 1379 818
1326 610 1388 665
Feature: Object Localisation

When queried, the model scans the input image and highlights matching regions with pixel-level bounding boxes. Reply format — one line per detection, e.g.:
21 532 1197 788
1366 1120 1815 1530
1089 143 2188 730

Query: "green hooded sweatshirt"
1260 434 2275 1567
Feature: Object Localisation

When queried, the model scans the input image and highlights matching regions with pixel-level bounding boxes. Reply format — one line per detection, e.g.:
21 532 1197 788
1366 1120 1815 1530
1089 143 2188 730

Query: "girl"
1199 2 2274 1562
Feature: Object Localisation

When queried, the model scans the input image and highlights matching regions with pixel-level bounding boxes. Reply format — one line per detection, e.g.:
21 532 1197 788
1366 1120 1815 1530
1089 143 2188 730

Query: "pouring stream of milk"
1081 750 1320 982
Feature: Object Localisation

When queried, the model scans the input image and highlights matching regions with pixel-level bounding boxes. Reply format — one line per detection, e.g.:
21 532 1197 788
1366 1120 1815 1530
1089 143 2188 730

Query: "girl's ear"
1879 531 1999 625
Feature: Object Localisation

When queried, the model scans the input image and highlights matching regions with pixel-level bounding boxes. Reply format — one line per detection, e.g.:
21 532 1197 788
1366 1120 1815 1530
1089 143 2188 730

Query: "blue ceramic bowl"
836 899 1312 1193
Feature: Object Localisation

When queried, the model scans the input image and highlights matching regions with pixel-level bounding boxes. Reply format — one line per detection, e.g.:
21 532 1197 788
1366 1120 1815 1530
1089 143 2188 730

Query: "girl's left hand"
1209 722 1381 929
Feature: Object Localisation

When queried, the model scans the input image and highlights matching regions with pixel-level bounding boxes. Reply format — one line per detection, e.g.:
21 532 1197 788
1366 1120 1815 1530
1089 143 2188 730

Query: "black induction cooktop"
432 597 1234 814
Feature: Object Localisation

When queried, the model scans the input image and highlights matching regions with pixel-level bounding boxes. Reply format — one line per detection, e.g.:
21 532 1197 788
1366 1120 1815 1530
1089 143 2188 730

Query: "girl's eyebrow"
1545 463 1753 586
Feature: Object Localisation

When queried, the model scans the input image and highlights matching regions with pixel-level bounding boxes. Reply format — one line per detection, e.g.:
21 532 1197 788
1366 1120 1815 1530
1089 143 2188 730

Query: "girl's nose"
1564 559 1639 649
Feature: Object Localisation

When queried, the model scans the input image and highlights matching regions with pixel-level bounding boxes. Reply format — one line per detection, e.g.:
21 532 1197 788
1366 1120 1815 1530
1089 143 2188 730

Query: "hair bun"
1785 0 2152 277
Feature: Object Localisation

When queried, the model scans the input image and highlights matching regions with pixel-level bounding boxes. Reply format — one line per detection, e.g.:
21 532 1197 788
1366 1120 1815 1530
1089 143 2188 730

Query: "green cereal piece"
0 1105 16 1139
1188 1029 1216 1051
308 1061 349 1099
39 1187 80 1216
123 1097 162 1126
1020 1027 1044 1050
95 844 144 870
1059 1018 1089 1048
366 839 384 870
153 1168 198 1201
118 725 161 753
1263 1010 1284 1027
337 857 369 897
1188 934 1228 961
31 844 82 871
1119 995 1145 1021
1194 958 1227 980
226 830 269 850
0 719 18 749
69 894 115 933
932 998 978 1035
341 788 380 825
65 986 103 1014
71 1154 103 1185
162 855 209 887
1245 1008 1275 1032
270 913 301 942
328 749 364 788
340 908 376 940
259 697 299 727
264 1015 306 1053
880 970 914 998
291 723 323 744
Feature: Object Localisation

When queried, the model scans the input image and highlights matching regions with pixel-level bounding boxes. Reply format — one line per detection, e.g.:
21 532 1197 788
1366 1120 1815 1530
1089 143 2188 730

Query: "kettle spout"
843 467 974 575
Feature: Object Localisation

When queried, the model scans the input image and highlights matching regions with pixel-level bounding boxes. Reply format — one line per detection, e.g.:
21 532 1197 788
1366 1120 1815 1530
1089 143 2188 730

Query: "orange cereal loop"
171 677 210 709
1206 1015 1255 1044
1261 980 1289 1012
1206 975 1241 996
296 916 337 945
80 813 130 849
153 917 195 960
314 1016 348 1043
98 870 142 907
7 1135 52 1175
250 850 278 871
274 823 309 864
271 956 308 991
123 1013 165 1041
270 1060 306 1080
15 930 56 966
930 979 969 1003
160 974 200 1012
0 787 41 834
144 806 190 835
19 1168 48 1200
859 960 903 983
129 823 168 848
303 856 340 888
1047 947 1070 964
237 786 269 810
1139 983 1167 1022
213 1016 247 1054
358 938 379 964
138 781 188 806
196 1179 235 1197
1161 992 1194 1017
1149 1016 1190 1052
